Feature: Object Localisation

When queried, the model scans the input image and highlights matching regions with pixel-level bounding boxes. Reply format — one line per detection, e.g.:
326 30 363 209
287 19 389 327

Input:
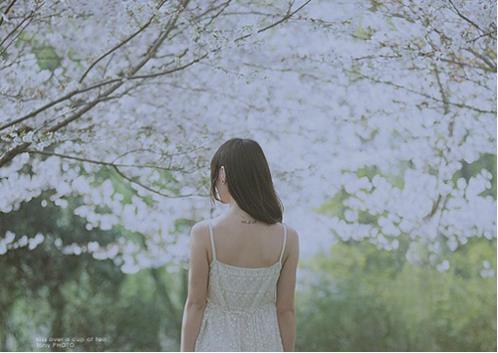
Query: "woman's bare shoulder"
284 223 299 238
283 223 300 254
190 219 212 242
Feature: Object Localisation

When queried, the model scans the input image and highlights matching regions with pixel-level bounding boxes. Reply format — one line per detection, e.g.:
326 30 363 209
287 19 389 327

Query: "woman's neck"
226 202 257 224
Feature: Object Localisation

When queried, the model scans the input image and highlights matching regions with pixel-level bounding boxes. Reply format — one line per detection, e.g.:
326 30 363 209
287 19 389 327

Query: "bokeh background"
0 0 496 351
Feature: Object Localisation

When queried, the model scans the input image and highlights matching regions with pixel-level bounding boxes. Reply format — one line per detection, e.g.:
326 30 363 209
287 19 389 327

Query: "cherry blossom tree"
0 0 495 274
0 0 313 272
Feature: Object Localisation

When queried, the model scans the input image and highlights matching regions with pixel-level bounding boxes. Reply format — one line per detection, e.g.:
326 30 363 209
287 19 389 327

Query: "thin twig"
465 47 497 72
0 0 17 27
447 0 485 33
127 52 208 80
355 71 496 115
78 16 155 83
112 164 206 199
433 63 449 114
24 149 185 172
235 0 313 42
0 9 33 48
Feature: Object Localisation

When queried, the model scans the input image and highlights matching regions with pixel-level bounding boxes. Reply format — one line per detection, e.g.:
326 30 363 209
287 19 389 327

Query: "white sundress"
194 221 288 352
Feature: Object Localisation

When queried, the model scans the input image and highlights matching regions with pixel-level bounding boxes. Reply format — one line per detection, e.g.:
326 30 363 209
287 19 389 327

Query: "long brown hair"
210 138 284 224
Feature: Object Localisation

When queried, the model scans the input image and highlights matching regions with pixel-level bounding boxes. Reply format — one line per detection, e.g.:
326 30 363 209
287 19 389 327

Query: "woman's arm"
276 227 299 352
180 223 210 352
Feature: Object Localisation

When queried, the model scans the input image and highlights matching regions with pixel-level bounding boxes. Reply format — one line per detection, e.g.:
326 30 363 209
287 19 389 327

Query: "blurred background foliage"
1 152 495 351
297 237 496 352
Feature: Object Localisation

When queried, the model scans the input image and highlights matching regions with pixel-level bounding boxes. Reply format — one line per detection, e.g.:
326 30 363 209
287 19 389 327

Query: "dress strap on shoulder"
279 223 287 264
208 221 216 261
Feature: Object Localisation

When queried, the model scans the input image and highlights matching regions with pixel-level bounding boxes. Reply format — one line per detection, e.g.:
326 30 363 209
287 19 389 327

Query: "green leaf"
352 25 375 41
33 45 61 71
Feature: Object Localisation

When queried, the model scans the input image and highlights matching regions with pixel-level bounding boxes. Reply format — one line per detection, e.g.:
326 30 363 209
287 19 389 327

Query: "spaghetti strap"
279 223 287 264
208 221 216 261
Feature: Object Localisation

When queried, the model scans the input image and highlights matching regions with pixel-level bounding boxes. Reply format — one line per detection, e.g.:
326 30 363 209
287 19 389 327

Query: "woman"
180 138 299 352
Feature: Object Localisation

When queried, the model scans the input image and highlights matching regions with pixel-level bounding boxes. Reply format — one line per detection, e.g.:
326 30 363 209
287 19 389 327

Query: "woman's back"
207 218 287 268
194 219 288 351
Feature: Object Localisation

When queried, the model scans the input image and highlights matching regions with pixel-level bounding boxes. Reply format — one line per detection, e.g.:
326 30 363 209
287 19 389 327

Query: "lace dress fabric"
194 221 288 352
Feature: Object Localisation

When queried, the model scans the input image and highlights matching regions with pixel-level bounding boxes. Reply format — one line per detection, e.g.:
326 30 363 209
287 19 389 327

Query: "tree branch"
45 0 190 133
78 0 174 84
112 164 206 199
355 71 496 115
24 149 186 172
465 47 497 72
78 16 155 84
447 0 486 34
0 78 122 131
234 0 312 42
0 0 313 169
0 7 33 49
0 0 16 27
433 63 449 114
126 51 208 80
0 6 36 57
